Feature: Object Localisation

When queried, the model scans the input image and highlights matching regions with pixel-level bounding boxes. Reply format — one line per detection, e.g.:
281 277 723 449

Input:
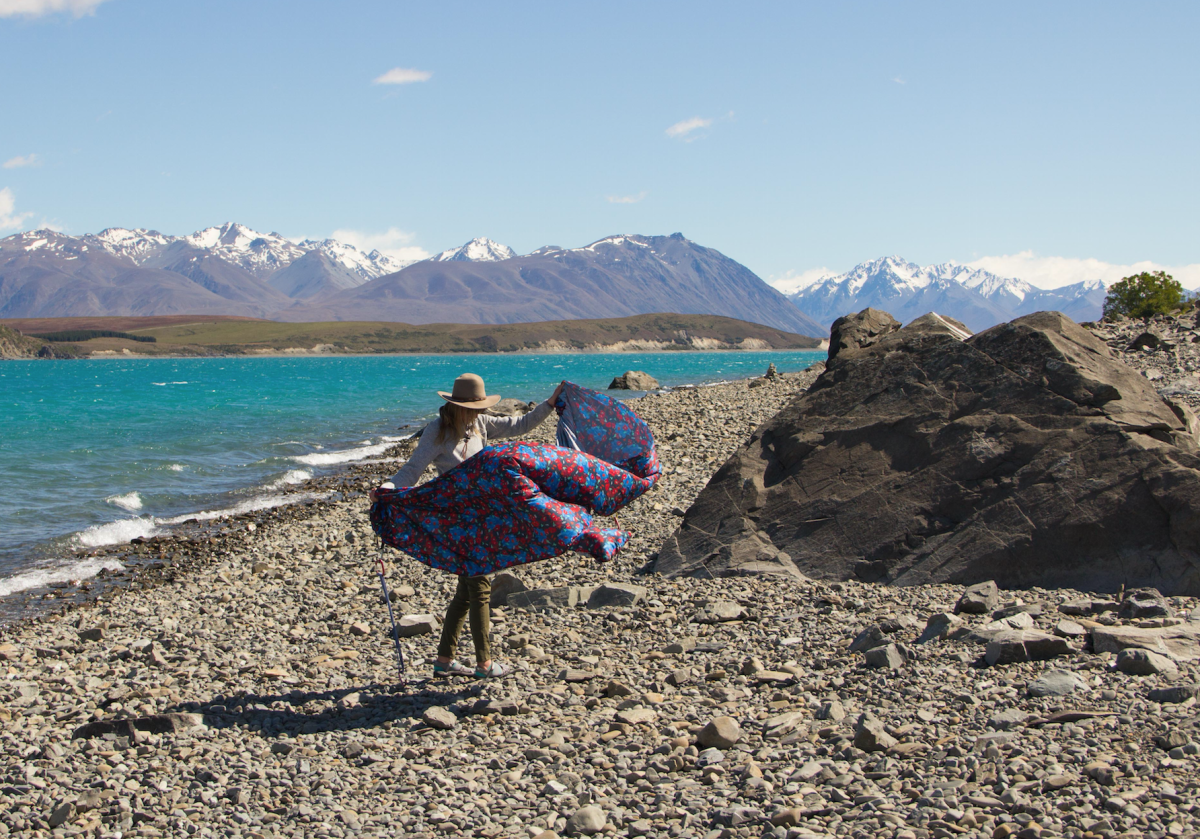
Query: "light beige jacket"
385 400 556 488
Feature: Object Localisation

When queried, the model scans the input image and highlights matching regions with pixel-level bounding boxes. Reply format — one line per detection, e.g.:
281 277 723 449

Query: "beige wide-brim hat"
438 373 502 410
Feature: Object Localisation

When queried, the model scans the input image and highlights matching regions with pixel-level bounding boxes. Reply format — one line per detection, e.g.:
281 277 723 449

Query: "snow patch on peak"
432 237 516 263
572 235 651 253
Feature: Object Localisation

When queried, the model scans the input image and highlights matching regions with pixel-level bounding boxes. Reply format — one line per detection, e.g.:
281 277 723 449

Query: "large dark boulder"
654 309 1200 595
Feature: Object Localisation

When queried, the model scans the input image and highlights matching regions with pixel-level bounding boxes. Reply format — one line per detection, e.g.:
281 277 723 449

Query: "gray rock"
816 699 845 721
917 612 963 643
694 600 748 623
1148 684 1199 703
664 637 697 654
48 801 75 828
988 709 1029 730
653 310 1200 595
849 624 886 653
567 804 607 835
421 706 458 730
1092 623 1200 661
608 370 659 391
77 627 104 642
697 716 741 749
490 571 527 607
985 630 1072 666
586 583 646 608
1114 648 1179 677
1027 669 1088 697
396 614 438 637
853 714 897 752
1119 587 1175 620
864 643 903 669
956 581 1000 614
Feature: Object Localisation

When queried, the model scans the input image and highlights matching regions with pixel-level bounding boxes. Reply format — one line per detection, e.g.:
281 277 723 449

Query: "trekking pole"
376 543 407 683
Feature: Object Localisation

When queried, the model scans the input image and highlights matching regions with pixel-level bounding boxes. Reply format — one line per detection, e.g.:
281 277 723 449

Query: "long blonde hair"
435 403 482 445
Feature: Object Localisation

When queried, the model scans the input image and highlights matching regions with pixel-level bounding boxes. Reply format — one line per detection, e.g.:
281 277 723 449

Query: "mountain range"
784 256 1107 332
0 226 822 336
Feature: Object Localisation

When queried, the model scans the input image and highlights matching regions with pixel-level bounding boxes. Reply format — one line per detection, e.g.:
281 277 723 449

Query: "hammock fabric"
370 383 659 577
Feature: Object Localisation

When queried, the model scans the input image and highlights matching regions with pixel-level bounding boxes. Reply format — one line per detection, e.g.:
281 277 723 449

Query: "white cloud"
767 267 838 295
666 116 712 141
372 67 433 85
966 251 1200 290
331 227 430 263
892 77 906 85
0 187 35 230
606 191 647 205
0 0 107 17
3 153 39 169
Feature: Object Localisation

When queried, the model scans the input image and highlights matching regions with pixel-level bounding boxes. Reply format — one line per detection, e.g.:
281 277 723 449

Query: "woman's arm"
480 382 566 441
386 421 442 488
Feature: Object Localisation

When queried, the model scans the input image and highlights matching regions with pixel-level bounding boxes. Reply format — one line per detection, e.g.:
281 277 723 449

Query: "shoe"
432 659 473 677
474 661 510 679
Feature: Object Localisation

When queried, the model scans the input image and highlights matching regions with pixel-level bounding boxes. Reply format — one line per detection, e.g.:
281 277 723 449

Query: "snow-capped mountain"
786 256 1107 332
86 223 413 284
432 237 516 263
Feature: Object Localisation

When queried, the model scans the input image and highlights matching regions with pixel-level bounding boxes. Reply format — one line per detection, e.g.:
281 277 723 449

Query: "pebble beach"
2 358 1199 839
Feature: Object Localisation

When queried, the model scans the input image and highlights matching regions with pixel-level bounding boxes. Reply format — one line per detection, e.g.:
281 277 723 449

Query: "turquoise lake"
0 351 824 598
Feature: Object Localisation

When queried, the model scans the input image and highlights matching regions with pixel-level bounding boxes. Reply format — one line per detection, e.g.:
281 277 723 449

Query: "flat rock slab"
693 601 748 623
1027 670 1088 697
1092 623 1200 661
985 630 1072 666
397 614 438 637
73 713 206 740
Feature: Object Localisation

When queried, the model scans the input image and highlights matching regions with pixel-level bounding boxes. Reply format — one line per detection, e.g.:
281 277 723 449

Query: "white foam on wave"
266 469 312 490
77 516 160 548
168 464 186 472
158 492 319 526
0 556 126 598
106 491 143 512
290 436 410 467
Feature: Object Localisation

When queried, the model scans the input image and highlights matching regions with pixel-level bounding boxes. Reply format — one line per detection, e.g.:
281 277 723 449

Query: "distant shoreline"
0 312 825 360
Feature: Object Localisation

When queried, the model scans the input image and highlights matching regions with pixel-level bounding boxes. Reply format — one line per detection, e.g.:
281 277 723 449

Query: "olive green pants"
436 575 491 664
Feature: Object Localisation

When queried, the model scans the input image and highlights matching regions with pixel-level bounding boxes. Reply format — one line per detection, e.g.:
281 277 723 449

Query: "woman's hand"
550 380 566 405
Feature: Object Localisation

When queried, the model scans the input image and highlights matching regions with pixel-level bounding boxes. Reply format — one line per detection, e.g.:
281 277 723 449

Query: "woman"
374 373 564 678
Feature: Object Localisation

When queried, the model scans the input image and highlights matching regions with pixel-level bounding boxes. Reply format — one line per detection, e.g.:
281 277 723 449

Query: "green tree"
1102 270 1185 320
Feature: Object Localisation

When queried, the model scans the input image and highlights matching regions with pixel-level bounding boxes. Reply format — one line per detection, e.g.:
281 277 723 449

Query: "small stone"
816 699 845 721
1119 587 1174 620
615 707 657 726
558 668 596 682
695 600 748 623
697 716 741 749
542 779 569 796
605 679 633 697
988 709 1028 730
956 581 999 614
1115 648 1179 677
587 583 646 608
665 638 697 654
566 804 607 835
853 713 897 752
349 621 371 636
422 706 457 730
770 807 803 827
1027 669 1088 697
396 614 438 637
864 643 903 669
849 624 886 653
1055 619 1088 638
49 801 76 828
77 627 104 642
917 612 963 643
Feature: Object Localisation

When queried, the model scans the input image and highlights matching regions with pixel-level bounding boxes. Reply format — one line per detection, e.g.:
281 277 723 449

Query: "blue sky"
2 0 1198 288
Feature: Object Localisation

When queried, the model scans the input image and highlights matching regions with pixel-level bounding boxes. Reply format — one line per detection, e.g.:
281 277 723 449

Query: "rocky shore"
2 347 1199 839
